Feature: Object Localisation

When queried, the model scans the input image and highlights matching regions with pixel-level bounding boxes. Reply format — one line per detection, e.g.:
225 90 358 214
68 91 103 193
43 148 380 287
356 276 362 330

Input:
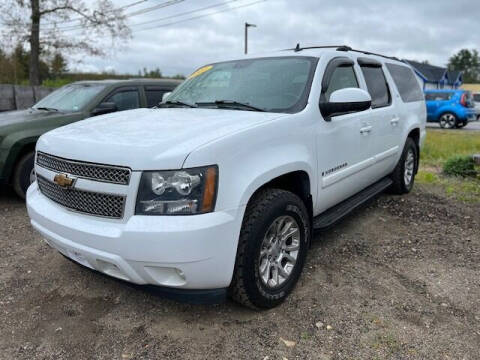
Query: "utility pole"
244 22 256 54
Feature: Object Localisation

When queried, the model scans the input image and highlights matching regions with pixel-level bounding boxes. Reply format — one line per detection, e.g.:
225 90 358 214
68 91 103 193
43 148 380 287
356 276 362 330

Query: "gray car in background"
0 78 181 198
473 93 480 121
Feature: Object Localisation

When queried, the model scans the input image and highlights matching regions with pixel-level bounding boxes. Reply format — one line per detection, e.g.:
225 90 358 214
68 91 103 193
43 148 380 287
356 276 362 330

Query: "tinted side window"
106 89 140 111
473 94 480 102
425 92 451 101
385 63 424 103
325 66 359 100
145 89 167 107
360 66 391 108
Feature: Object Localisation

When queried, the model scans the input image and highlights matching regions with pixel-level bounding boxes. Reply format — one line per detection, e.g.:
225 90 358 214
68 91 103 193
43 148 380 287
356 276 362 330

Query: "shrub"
443 155 477 177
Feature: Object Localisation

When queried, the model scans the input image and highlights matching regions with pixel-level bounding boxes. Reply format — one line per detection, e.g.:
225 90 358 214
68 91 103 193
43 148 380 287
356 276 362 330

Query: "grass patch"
416 170 480 202
443 156 478 177
421 130 480 167
418 130 480 203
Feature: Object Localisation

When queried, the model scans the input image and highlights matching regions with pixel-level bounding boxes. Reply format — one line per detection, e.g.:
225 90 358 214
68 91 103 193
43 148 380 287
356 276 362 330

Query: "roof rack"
288 43 400 61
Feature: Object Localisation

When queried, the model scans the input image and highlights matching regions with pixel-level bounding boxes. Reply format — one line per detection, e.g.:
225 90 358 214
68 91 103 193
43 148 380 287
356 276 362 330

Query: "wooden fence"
0 84 54 112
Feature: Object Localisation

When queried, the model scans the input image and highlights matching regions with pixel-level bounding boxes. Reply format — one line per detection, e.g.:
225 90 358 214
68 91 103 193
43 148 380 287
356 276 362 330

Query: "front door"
315 56 378 213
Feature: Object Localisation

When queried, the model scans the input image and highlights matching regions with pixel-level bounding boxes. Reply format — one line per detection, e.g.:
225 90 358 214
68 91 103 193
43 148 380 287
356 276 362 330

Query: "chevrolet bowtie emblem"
53 174 75 188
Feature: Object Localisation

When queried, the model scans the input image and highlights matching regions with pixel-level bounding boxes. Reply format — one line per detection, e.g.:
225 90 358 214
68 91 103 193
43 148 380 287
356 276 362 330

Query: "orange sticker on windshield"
188 65 213 79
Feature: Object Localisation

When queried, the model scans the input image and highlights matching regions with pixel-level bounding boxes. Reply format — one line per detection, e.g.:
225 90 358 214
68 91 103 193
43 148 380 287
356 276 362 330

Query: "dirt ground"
0 184 479 360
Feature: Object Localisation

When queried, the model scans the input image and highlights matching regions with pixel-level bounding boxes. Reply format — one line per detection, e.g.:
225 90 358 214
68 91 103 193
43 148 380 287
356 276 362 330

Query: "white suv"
26 45 426 309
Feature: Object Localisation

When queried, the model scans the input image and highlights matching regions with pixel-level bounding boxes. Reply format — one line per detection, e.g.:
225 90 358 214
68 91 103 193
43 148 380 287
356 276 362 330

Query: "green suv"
0 78 181 198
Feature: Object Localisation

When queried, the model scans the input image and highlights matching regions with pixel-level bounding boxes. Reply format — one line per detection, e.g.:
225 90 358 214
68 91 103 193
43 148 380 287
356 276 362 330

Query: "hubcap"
258 215 300 289
29 168 36 184
440 114 456 129
404 149 415 186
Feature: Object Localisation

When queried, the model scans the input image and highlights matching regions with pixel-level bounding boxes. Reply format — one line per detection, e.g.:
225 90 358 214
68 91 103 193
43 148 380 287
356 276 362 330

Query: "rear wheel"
390 138 418 195
456 121 467 128
439 113 457 129
229 189 310 309
12 151 35 199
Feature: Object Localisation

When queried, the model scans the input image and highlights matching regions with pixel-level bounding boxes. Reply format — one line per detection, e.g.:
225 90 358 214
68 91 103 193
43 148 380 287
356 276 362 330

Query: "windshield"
33 84 106 112
167 56 317 113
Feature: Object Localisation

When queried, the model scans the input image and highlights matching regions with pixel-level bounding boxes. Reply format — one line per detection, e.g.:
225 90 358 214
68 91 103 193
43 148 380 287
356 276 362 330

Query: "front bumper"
27 182 245 290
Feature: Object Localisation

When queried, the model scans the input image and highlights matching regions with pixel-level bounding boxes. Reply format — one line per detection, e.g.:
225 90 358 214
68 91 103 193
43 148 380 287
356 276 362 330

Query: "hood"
37 107 285 170
0 108 68 127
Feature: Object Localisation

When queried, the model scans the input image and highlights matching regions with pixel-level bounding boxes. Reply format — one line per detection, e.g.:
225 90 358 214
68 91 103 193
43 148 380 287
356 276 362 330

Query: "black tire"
389 138 418 195
229 188 310 309
456 121 467 128
439 112 457 129
12 151 35 199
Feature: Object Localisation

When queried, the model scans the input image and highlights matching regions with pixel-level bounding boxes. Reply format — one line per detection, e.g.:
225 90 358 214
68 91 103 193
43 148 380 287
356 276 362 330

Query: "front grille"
37 175 125 219
36 152 131 185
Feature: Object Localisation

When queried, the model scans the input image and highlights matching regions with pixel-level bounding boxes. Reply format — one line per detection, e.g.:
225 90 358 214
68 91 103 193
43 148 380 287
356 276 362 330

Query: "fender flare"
2 136 38 181
238 161 314 208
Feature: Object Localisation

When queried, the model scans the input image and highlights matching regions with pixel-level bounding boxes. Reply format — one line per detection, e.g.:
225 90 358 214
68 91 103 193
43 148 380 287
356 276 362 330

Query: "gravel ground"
0 184 479 359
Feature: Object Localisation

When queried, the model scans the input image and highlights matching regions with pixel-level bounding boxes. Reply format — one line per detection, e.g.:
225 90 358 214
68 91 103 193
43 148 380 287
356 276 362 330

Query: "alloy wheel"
439 114 456 129
404 149 415 186
258 215 300 289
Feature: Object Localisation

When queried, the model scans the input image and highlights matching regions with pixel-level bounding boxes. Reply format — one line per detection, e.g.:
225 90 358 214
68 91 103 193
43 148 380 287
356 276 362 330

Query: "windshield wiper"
196 100 266 112
35 107 59 112
158 100 198 108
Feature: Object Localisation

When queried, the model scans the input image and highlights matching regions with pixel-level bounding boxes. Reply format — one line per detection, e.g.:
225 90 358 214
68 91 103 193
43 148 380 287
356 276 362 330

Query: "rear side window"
473 94 480 102
324 66 359 100
425 92 452 101
386 63 424 103
360 66 391 108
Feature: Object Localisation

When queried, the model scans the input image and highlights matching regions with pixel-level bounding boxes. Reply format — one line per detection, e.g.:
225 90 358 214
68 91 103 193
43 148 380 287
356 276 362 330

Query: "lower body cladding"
26 183 245 303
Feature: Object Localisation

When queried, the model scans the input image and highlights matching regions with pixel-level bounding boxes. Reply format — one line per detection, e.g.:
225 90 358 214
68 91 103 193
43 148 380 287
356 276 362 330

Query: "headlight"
135 165 218 215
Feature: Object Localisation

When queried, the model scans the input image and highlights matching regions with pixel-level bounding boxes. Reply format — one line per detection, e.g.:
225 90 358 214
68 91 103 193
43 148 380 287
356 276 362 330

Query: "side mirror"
91 102 118 116
320 88 371 121
161 92 172 103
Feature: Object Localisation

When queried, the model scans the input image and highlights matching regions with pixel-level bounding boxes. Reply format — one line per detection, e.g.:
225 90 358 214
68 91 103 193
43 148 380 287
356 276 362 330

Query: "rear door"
424 92 437 120
357 58 398 177
429 92 451 120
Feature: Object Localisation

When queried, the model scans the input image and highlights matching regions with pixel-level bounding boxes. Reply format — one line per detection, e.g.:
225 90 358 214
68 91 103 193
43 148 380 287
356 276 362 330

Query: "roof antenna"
294 43 301 52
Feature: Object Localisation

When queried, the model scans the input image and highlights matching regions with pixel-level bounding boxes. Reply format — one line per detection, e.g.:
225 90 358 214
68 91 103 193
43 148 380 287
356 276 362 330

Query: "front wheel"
389 138 418 195
13 151 35 199
229 189 310 309
439 113 457 129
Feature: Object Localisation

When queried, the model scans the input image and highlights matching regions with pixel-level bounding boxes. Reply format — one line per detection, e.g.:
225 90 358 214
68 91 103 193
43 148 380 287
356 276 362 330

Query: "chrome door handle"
390 117 400 126
360 125 372 134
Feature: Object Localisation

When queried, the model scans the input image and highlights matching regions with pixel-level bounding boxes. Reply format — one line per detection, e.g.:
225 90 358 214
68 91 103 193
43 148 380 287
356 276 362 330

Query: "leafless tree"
0 0 131 85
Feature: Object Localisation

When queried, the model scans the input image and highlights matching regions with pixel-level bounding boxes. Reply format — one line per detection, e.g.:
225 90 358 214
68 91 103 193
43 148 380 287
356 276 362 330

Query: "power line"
128 0 240 29
132 0 266 33
43 0 184 31
47 0 252 34
126 0 184 17
42 0 150 27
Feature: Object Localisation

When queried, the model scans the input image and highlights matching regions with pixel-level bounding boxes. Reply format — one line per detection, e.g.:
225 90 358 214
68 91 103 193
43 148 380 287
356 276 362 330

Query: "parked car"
26 46 426 309
424 89 476 129
0 78 181 198
473 92 480 121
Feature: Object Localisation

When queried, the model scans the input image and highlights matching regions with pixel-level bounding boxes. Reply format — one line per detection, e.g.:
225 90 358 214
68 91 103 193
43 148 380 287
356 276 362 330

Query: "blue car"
425 89 477 129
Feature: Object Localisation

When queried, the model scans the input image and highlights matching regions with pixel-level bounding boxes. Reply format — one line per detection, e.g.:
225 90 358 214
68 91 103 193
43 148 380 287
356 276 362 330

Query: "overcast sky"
56 0 480 75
